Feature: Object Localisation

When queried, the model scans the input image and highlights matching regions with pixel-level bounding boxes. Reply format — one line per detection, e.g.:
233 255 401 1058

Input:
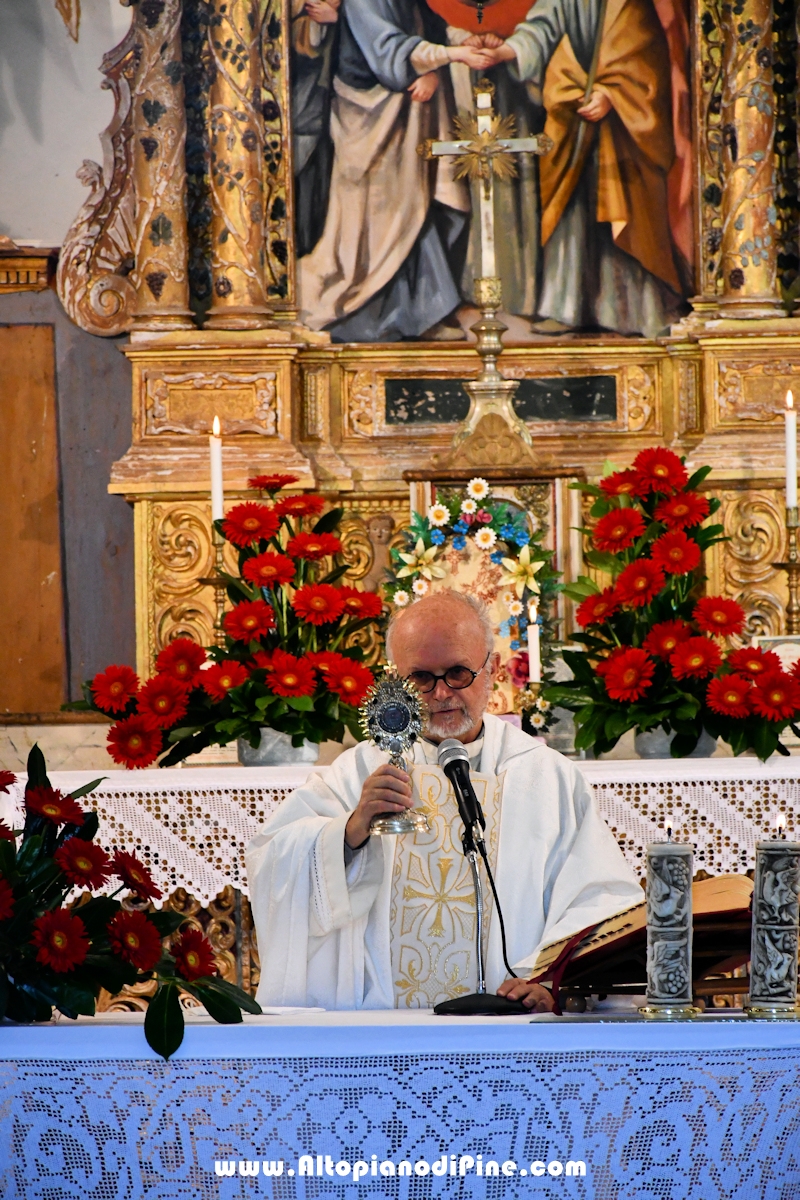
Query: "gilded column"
204 0 272 329
129 0 193 330
717 0 784 318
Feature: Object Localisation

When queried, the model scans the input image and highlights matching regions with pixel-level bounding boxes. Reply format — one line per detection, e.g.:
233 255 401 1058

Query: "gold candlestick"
200 526 228 647
773 507 800 635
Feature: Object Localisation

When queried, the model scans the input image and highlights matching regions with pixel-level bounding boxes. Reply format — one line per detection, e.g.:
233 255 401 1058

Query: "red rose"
54 838 112 890
223 599 276 642
643 620 692 660
633 447 688 495
26 786 85 827
602 647 655 702
108 910 163 972
31 908 89 973
670 637 722 680
223 502 280 548
750 672 800 722
265 649 317 697
655 491 710 530
615 560 665 607
592 508 646 553
727 646 782 679
173 927 217 982
292 583 346 625
286 531 342 560
107 714 163 769
137 674 190 728
693 596 746 638
325 659 374 706
275 494 326 519
112 849 163 900
650 530 702 576
91 664 140 714
201 660 248 701
155 637 206 685
242 551 296 588
706 674 751 719
338 587 384 619
576 588 620 628
248 473 299 493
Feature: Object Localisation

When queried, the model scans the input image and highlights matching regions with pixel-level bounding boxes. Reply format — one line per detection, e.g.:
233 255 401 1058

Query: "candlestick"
527 602 541 683
746 833 800 1019
639 840 700 1019
786 390 797 509
772 507 800 634
210 414 224 522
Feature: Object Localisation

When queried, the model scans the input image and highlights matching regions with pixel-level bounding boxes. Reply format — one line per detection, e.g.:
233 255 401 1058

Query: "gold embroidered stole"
390 765 502 1008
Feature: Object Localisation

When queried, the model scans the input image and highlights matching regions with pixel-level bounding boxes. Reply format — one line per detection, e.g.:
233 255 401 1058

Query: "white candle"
528 602 541 683
476 91 496 279
785 390 797 508
210 414 224 521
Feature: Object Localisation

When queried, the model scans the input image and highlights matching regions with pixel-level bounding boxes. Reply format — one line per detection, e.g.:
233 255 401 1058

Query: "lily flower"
397 538 447 582
501 544 543 599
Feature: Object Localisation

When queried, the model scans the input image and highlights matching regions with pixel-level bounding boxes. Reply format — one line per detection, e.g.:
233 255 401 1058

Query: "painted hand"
576 86 612 122
305 0 340 22
496 978 556 1012
450 44 507 69
408 72 440 102
463 32 504 47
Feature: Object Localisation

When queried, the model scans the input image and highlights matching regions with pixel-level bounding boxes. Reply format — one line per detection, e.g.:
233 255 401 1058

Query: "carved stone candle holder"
747 838 800 1019
640 841 700 1019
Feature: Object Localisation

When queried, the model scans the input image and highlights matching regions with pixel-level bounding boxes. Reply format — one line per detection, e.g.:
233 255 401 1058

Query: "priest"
246 590 642 1010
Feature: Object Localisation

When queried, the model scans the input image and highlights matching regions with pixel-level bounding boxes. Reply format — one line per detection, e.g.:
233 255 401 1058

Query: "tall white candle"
476 91 496 279
785 390 797 508
210 414 224 522
528 602 541 683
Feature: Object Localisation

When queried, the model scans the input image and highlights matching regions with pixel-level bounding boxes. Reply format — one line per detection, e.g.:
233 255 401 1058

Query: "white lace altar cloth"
2 757 797 905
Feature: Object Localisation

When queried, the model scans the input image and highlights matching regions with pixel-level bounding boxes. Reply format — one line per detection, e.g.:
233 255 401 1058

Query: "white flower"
427 502 449 527
474 527 497 550
397 537 447 582
461 498 477 515
393 589 410 607
507 599 524 617
501 589 516 608
412 578 430 596
536 696 551 712
530 712 546 729
467 477 490 501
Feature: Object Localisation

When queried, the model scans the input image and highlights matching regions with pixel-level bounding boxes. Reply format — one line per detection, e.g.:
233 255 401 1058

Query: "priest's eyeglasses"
406 651 491 694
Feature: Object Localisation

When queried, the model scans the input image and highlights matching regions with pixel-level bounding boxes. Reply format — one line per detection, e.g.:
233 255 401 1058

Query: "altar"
3 1011 800 1198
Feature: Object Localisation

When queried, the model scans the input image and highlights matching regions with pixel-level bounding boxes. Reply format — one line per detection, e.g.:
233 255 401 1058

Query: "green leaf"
167 725 205 744
145 983 185 1060
312 507 343 535
319 564 351 585
286 695 314 711
195 975 262 1014
561 649 595 684
584 549 623 576
685 465 712 491
0 970 8 1020
563 581 600 601
26 744 49 789
72 896 120 939
752 721 778 762
148 910 184 937
79 954 139 995
68 778 106 802
71 811 99 844
16 833 43 873
671 731 700 757
186 982 242 1024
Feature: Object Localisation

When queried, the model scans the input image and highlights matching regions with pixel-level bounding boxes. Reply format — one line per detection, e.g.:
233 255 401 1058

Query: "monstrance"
359 665 430 836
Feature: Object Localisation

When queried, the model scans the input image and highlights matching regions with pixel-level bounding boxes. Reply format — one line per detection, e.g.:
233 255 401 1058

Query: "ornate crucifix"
421 80 552 452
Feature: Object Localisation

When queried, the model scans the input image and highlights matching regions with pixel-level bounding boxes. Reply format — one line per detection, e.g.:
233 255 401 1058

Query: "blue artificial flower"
515 531 531 546
490 550 504 564
453 535 467 550
518 615 528 630
453 520 468 534
430 529 446 545
510 639 520 651
499 524 516 540
499 620 511 638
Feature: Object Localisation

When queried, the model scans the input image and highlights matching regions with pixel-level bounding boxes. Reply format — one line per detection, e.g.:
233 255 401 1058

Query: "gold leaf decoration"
55 0 80 41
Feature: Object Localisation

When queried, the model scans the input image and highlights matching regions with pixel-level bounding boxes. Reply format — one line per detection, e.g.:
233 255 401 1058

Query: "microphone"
437 739 485 846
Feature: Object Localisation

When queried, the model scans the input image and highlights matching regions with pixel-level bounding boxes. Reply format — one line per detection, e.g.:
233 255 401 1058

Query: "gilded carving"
260 0 293 307
144 371 278 436
56 0 80 42
622 365 655 432
696 0 724 296
677 359 701 434
705 488 788 642
339 504 408 593
716 360 800 423
346 370 380 438
302 368 328 440
448 413 535 468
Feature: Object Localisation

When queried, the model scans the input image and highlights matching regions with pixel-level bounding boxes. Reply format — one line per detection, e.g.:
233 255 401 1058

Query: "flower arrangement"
76 475 383 767
0 748 259 1058
383 477 560 732
545 447 800 759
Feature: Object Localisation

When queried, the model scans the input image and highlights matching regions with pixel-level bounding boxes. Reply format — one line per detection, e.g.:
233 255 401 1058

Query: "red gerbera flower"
286 531 342 561
325 659 374 706
265 649 317 697
155 637 206 685
173 927 217 982
602 647 655 702
112 849 163 900
223 503 280 548
250 649 273 671
242 551 296 589
107 714 162 768
592 507 646 553
292 583 346 625
750 672 800 722
248 473 299 493
0 822 15 843
91 664 140 714
0 877 14 921
137 674 190 728
107 910 163 972
26 786 85 827
31 908 89 973
201 660 248 700
615 560 665 608
650 530 702 576
307 650 348 674
693 596 746 638
706 674 751 719
643 620 692 660
576 588 620 627
599 469 645 498
727 646 782 679
223 599 276 643
633 447 688 495
655 491 710 530
275 494 326 519
54 838 112 890
338 587 384 619
670 637 722 680
0 770 16 793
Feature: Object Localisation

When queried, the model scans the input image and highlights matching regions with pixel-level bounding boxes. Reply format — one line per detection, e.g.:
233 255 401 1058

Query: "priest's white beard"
426 703 476 740
425 674 492 741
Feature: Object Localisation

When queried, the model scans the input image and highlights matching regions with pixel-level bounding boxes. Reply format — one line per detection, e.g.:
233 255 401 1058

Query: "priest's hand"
496 977 555 1012
577 86 612 122
345 764 413 848
408 72 439 102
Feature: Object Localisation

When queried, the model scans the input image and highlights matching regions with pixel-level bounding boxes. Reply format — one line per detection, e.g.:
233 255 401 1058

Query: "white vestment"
246 715 642 1009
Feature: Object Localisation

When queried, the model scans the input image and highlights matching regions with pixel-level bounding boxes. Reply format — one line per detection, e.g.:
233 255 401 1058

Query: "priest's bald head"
386 590 500 743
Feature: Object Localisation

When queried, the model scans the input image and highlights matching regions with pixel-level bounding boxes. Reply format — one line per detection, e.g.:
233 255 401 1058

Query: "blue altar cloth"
2 1014 800 1199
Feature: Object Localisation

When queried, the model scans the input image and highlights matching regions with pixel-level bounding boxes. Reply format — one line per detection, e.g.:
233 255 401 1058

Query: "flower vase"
237 728 320 766
634 727 717 759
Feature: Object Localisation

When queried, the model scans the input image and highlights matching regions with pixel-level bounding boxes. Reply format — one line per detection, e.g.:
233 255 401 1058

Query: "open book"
531 875 753 995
